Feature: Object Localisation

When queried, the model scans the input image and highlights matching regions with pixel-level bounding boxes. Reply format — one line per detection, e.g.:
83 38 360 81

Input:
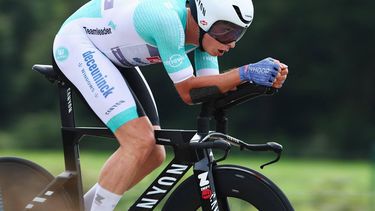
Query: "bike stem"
194 98 236 211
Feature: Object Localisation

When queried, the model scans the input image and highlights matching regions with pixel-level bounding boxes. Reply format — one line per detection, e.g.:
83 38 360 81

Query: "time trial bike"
0 64 294 211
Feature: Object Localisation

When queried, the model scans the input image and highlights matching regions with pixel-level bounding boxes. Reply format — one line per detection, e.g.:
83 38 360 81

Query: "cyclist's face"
202 33 235 57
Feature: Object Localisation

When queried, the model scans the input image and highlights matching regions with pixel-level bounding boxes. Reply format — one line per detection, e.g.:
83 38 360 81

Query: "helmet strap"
188 0 206 51
199 27 206 51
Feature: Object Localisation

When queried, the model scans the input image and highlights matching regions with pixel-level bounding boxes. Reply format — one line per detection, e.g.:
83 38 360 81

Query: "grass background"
0 149 373 211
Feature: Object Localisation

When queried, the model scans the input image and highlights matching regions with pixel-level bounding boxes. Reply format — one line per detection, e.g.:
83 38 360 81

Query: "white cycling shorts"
53 24 158 132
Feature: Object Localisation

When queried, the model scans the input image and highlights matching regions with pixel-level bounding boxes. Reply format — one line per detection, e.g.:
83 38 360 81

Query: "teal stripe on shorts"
107 106 139 132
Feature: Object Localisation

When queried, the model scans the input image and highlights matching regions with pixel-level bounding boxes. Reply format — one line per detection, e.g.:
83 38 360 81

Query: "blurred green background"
0 0 374 210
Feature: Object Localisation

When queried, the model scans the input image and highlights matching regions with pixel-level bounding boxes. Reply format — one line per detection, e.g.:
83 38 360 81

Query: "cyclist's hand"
272 61 288 88
239 58 280 87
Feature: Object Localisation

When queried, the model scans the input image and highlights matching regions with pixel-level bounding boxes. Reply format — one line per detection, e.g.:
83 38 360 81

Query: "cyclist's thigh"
53 24 141 132
119 67 160 126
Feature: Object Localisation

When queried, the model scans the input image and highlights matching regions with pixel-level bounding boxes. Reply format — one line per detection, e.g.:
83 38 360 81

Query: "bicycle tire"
162 164 294 211
0 157 73 211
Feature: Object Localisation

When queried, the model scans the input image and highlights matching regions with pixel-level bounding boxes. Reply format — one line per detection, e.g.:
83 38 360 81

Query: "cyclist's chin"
205 49 224 57
213 49 226 57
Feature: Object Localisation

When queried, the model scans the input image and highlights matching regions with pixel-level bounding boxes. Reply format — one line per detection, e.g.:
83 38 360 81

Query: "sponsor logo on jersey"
146 56 162 64
82 51 115 98
83 27 112 35
79 64 96 94
105 100 126 115
167 54 184 68
55 47 69 61
111 47 133 67
133 58 148 65
108 21 117 30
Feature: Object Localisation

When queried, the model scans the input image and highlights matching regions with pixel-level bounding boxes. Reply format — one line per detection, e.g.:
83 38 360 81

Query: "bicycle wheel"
163 164 294 211
0 157 73 211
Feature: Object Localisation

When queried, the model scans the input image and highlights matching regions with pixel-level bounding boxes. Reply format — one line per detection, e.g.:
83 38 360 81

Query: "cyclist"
53 0 288 210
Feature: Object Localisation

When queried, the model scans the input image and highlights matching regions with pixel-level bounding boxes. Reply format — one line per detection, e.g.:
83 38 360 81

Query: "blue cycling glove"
239 58 280 87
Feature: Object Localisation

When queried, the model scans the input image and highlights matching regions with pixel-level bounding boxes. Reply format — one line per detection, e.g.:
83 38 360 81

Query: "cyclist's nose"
227 41 236 49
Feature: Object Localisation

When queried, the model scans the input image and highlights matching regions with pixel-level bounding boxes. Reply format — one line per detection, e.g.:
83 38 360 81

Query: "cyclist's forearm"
175 68 241 104
193 68 241 92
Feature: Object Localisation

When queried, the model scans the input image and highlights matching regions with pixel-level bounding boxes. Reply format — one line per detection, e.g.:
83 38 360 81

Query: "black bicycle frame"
27 78 220 211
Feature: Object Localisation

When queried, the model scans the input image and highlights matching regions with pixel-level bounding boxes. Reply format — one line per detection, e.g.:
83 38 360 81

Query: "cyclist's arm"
138 7 241 104
150 12 194 83
134 3 194 83
155 25 240 104
175 68 241 104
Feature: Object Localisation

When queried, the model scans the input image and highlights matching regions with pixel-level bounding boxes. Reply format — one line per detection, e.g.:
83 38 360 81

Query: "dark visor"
208 21 247 44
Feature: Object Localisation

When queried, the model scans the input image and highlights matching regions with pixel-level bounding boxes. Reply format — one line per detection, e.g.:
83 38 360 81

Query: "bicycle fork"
193 151 228 211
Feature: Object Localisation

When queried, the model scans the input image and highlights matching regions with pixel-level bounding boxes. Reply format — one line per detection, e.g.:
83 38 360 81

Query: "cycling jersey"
53 0 219 132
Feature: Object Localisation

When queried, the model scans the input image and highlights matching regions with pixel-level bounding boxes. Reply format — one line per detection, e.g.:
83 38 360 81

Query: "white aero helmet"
189 0 254 45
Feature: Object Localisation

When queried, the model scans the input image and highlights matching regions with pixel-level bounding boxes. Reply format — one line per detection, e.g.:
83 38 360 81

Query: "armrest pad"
190 86 222 104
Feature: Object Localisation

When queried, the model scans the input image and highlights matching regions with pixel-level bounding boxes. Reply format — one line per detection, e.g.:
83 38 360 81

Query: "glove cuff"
239 65 249 81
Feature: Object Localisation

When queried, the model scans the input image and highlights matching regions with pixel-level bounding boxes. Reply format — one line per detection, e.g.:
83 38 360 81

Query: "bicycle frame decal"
66 87 73 114
25 191 53 209
131 161 191 210
210 194 219 211
198 172 210 187
195 169 219 211
198 172 213 200
193 151 220 211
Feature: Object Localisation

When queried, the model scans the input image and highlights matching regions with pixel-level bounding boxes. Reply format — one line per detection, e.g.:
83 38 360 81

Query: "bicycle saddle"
32 64 60 83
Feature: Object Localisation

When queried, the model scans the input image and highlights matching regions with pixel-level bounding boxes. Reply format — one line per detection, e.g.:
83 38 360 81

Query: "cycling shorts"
53 24 159 132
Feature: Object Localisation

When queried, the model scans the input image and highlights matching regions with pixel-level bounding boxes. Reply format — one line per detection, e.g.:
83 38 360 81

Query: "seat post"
58 82 85 210
58 83 75 128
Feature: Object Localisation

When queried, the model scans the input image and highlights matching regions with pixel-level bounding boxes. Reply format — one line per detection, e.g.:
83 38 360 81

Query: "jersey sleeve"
134 3 193 83
154 15 193 83
194 48 219 76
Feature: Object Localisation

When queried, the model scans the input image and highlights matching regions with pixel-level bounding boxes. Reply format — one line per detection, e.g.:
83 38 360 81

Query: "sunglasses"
207 21 247 44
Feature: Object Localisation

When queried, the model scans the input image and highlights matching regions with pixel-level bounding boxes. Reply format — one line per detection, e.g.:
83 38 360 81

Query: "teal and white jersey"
53 0 220 131
58 0 219 83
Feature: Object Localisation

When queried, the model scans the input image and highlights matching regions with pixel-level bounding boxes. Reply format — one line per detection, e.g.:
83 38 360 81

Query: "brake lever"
260 142 283 169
